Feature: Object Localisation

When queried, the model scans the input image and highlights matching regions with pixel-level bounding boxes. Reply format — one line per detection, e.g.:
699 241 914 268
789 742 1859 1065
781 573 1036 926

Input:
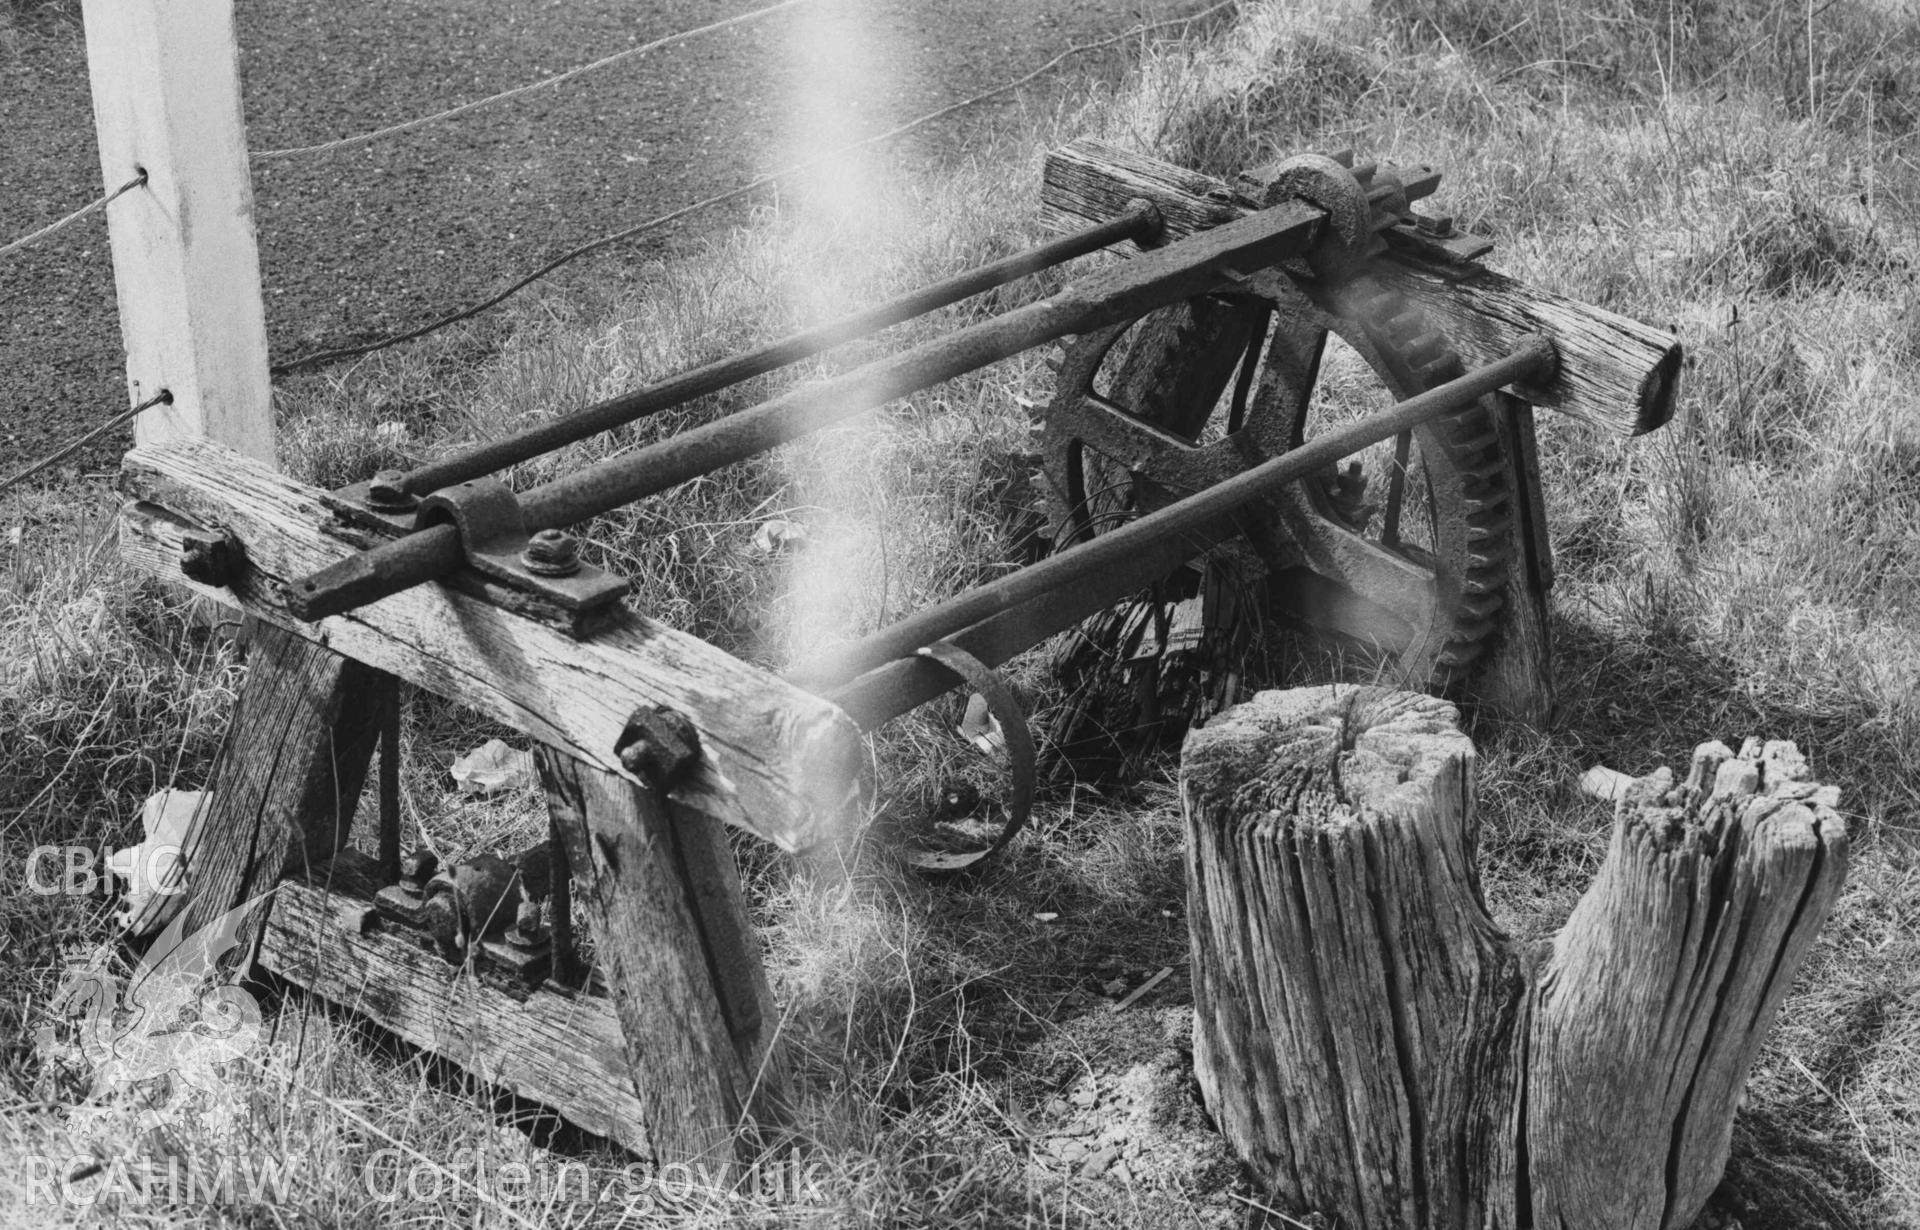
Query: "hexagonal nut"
365 469 418 512
614 705 702 787
398 846 438 890
521 528 581 577
180 529 245 588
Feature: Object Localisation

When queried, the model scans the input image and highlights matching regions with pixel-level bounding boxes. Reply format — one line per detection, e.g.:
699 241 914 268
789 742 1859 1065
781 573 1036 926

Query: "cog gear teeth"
1460 592 1505 620
1443 437 1505 464
1032 266 1516 690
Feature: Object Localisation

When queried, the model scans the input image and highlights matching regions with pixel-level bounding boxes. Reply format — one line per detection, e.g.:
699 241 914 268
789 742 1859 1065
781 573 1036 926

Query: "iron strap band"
904 641 1037 875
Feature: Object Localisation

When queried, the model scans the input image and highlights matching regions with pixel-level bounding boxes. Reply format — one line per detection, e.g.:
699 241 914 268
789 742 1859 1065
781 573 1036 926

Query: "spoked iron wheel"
1035 271 1513 691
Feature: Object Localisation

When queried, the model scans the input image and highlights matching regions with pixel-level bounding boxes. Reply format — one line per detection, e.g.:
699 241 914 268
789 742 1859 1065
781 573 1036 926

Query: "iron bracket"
411 477 630 622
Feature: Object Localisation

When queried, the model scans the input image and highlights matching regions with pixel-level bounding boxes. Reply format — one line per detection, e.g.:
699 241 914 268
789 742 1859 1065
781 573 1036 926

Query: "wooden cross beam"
119 437 863 852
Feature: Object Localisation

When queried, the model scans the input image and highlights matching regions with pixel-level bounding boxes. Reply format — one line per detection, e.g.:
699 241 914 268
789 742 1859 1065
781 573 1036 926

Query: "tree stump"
1182 686 1848 1230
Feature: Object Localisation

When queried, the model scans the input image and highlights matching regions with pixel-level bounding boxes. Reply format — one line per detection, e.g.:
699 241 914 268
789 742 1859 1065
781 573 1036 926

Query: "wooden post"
81 0 275 463
1182 686 1848 1230
127 619 390 943
538 748 783 1171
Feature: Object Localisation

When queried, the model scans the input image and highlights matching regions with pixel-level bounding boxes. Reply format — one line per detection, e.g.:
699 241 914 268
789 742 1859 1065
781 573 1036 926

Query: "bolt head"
180 530 243 588
366 469 419 512
399 847 438 889
615 705 701 786
1415 212 1455 237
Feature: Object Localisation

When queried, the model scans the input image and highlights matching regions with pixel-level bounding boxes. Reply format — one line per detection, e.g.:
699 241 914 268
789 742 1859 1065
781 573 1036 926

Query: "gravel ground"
0 0 1218 492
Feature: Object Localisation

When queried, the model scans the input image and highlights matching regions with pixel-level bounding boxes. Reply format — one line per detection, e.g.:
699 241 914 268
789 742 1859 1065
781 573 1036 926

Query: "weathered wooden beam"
1183 687 1848 1230
256 851 652 1159
125 618 387 940
538 748 782 1172
118 438 863 853
1041 138 1681 437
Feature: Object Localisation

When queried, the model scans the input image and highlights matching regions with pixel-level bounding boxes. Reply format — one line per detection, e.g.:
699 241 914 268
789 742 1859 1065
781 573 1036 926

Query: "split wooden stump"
1182 686 1848 1230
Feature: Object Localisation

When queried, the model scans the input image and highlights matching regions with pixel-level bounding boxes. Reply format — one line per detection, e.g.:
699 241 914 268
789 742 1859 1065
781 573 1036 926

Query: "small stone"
1102 978 1129 996
1070 1086 1096 1108
1055 1140 1088 1164
1112 1160 1134 1185
1080 1146 1119 1178
1045 1098 1069 1116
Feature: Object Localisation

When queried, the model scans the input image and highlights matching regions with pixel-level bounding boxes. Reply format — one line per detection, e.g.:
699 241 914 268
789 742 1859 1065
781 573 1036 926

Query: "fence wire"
250 0 814 160
272 0 1238 375
0 390 172 498
0 171 146 261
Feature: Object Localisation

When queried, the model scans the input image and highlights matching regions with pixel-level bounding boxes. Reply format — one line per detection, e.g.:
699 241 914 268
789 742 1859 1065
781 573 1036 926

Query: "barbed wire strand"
0 171 147 261
0 390 172 498
250 0 815 160
270 0 1238 376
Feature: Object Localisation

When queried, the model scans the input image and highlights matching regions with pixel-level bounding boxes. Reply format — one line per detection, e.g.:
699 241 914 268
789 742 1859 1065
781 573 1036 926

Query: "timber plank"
1041 138 1681 436
256 859 651 1159
118 438 864 852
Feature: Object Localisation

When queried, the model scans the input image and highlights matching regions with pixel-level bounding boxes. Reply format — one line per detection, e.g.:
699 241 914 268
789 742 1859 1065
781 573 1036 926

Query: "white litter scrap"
958 692 1006 755
750 518 808 557
110 789 206 935
450 738 535 796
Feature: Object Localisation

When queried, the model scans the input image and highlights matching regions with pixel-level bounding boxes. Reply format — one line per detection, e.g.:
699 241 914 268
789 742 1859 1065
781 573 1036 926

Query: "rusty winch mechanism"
279 140 1678 872
111 140 1680 1161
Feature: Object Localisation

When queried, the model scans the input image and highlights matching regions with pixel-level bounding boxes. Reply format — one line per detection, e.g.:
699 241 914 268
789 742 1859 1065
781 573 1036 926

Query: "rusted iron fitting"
504 898 548 950
521 528 581 576
179 528 245 588
1259 153 1375 279
398 847 438 893
615 704 702 787
365 469 419 512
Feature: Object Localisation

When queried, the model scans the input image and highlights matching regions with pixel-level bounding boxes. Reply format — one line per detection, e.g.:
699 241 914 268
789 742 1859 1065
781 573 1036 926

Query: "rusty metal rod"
813 333 1558 729
397 204 1162 497
290 202 1325 621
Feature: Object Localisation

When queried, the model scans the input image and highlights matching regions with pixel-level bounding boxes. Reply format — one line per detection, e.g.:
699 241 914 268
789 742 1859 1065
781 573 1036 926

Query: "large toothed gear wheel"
1035 272 1513 688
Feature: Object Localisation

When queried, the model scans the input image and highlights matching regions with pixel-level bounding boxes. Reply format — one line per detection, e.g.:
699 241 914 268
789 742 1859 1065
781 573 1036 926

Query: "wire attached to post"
0 390 172 498
0 170 147 261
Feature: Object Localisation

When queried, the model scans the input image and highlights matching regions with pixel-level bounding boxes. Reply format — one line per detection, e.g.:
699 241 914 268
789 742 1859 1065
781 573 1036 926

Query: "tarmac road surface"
0 0 1218 491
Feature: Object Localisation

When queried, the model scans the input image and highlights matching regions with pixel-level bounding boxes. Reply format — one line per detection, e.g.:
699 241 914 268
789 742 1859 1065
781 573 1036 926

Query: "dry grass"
4 0 1920 1224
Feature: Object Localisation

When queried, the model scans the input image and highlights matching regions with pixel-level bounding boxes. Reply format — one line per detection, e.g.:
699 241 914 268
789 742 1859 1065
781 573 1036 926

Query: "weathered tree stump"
1182 686 1848 1230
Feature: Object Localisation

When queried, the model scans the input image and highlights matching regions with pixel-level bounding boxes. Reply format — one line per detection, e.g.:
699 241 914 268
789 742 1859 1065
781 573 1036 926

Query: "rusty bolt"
614 704 702 787
1415 212 1455 237
505 898 547 949
522 528 582 577
180 529 244 588
398 847 438 893
365 469 418 512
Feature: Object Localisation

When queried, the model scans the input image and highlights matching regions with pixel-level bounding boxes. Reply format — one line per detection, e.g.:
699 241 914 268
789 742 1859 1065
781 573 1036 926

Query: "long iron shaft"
291 201 1324 621
815 334 1557 730
399 204 1162 497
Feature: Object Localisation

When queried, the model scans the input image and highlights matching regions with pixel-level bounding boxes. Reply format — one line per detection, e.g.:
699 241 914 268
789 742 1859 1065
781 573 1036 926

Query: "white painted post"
81 0 275 465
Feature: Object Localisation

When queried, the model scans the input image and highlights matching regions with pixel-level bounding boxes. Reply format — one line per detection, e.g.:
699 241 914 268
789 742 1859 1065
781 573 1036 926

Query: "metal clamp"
901 641 1038 876
414 477 630 617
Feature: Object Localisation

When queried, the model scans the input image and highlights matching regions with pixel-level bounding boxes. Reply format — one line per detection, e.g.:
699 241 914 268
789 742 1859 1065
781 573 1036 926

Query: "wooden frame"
118 441 845 1167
